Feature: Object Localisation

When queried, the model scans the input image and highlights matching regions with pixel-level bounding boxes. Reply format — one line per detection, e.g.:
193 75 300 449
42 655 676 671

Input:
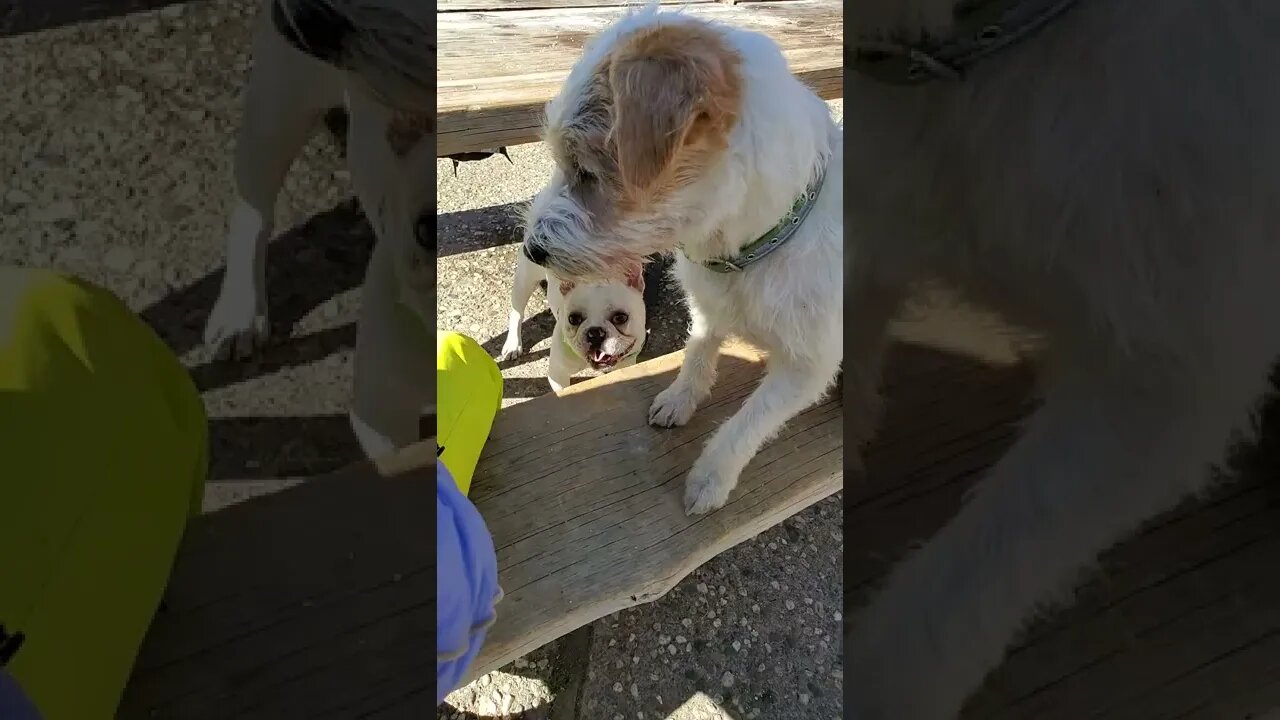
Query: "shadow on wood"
119 451 431 720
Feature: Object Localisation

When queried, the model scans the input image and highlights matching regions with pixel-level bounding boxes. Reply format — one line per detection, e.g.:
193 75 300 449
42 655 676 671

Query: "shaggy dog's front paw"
684 454 736 514
649 383 699 427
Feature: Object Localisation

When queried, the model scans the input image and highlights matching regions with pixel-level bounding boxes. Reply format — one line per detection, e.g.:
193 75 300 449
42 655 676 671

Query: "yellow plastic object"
0 268 207 720
436 331 503 496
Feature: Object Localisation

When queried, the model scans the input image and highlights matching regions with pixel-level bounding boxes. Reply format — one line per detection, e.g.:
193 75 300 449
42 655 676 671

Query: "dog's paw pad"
649 385 697 427
684 463 735 515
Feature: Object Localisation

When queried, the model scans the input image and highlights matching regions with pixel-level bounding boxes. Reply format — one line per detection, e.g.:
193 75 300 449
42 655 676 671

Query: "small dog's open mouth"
587 343 634 370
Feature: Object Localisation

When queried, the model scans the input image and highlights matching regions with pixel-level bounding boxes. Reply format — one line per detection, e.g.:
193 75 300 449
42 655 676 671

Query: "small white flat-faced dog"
522 8 843 515
205 0 434 458
835 0 1280 718
499 253 647 392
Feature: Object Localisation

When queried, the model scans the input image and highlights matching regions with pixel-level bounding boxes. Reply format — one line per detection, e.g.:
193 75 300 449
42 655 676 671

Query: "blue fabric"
436 461 500 704
0 669 42 720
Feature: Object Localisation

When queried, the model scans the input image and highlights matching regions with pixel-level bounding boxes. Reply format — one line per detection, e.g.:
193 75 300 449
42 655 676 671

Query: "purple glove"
0 669 42 720
437 461 501 703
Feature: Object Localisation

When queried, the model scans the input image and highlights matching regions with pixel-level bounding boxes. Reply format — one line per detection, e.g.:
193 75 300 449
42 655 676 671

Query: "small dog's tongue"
589 348 618 365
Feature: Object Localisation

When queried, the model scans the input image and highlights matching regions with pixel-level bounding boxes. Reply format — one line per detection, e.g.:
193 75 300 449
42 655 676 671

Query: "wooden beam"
437 0 843 156
462 340 843 683
119 449 433 719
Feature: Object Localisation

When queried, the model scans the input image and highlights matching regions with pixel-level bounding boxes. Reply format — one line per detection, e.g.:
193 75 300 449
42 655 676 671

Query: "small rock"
799 693 811 705
721 671 735 688
612 682 623 693
667 644 677 655
32 200 75 223
104 246 136 273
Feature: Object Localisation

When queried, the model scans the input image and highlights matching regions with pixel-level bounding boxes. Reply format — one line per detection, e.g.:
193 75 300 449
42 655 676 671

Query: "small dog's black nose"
585 326 606 346
523 242 549 266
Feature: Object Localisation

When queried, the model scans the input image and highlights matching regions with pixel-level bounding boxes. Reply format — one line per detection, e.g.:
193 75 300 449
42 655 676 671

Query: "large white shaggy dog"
204 0 434 458
521 8 843 515
841 0 1280 717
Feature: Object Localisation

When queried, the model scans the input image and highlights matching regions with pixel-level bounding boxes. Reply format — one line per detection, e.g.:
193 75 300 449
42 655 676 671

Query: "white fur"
500 252 647 392
842 0 1280 717
206 0 433 459
526 8 843 514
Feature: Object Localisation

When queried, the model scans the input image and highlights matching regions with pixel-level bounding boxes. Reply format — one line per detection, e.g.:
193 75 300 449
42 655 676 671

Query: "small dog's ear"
608 25 741 198
625 265 645 292
559 279 576 296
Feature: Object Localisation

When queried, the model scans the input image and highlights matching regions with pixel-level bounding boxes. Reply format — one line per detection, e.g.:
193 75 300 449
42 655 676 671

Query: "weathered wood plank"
440 0 718 12
119 451 432 720
462 339 843 683
437 0 843 156
439 0 795 12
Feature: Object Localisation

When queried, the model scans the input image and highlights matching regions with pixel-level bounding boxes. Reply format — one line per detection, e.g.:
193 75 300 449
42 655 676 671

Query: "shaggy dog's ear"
272 0 435 115
608 23 741 200
272 0 354 65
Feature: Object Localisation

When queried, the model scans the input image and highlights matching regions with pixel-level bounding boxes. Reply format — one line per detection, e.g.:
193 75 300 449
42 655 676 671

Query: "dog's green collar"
850 0 1081 85
690 168 827 274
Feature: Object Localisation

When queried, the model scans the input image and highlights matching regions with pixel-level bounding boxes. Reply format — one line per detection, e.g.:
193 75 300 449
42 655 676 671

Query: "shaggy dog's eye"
611 311 628 326
568 312 585 326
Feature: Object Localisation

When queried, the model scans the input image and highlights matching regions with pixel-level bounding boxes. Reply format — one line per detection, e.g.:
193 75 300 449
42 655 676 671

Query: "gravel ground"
438 104 845 719
0 0 374 510
1 2 845 716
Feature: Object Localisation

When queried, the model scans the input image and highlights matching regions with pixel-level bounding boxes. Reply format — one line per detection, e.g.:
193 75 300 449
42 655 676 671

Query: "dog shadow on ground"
138 198 376 481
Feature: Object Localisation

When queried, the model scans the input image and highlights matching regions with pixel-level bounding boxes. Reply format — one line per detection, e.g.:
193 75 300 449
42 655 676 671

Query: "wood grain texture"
441 0 718 12
437 0 843 156
439 0 794 12
461 339 843 683
119 458 431 720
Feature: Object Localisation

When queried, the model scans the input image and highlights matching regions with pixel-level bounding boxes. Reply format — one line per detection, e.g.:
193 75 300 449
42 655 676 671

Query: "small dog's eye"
568 312 584 326
611 312 628 326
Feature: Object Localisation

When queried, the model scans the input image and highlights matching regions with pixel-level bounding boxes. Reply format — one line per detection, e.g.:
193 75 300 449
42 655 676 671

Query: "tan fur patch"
545 19 742 235
385 112 434 157
608 22 742 203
